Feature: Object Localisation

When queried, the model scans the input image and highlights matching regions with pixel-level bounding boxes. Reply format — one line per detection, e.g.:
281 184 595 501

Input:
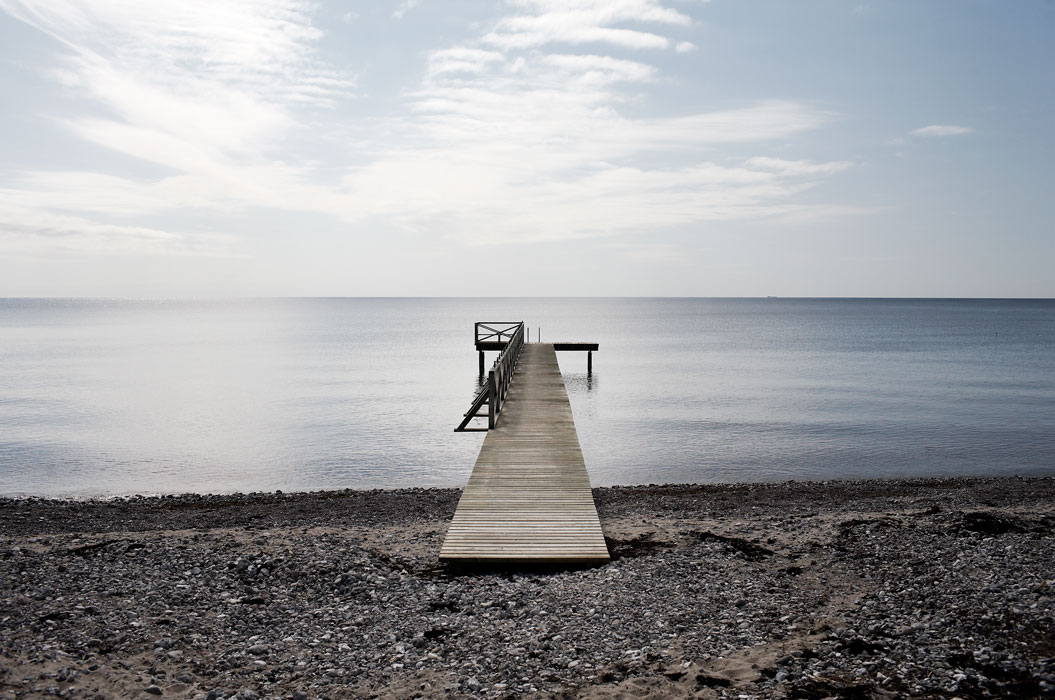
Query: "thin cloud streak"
540 53 659 84
746 157 853 176
426 48 506 78
483 0 693 50
0 195 234 256
911 124 974 137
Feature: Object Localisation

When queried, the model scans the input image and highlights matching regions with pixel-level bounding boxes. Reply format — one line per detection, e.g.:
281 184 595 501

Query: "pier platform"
440 342 609 564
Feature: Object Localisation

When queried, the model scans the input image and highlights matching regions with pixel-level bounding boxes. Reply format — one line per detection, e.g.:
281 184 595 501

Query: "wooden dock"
440 342 610 564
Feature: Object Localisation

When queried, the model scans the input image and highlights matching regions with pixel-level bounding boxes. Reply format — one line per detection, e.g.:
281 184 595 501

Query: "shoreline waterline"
1 472 1051 504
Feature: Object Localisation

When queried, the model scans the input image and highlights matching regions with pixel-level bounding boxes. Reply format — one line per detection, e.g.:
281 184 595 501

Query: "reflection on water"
1 298 1054 496
562 369 597 393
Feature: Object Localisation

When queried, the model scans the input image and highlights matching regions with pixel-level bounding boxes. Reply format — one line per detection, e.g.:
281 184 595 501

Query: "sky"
0 0 1052 297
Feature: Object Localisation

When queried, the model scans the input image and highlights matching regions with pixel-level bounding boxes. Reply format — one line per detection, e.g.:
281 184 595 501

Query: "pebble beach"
2 477 1053 699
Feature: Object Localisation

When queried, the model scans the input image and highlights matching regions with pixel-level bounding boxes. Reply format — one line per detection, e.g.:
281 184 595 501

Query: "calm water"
1 298 1053 497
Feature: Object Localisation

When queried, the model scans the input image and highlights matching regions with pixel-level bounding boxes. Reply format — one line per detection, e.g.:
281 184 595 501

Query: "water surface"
1 298 1052 496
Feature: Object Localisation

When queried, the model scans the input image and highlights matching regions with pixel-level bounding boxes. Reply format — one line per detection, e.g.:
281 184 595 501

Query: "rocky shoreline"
2 476 1053 699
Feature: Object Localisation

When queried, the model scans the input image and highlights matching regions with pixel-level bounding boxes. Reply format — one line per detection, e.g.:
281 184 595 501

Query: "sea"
1 298 1052 497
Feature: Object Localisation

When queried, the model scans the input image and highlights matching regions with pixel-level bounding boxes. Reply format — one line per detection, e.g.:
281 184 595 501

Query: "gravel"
1 476 1052 699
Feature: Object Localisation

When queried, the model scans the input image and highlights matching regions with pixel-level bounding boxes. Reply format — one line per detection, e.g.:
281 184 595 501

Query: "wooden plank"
440 343 610 564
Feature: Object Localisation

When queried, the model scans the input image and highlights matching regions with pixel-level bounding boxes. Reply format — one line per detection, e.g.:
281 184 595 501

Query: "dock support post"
479 351 485 376
587 351 592 375
487 370 497 430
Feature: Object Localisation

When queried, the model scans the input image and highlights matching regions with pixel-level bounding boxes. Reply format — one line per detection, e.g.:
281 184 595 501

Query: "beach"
1 477 1053 699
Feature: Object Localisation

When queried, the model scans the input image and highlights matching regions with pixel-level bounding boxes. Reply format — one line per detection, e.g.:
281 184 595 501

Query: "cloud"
0 0 353 169
636 102 837 145
347 0 851 248
1 0 351 103
0 0 856 257
483 0 692 51
540 53 659 85
392 0 420 20
426 48 506 78
0 192 233 256
0 0 355 254
333 107 853 245
911 124 974 137
745 157 853 176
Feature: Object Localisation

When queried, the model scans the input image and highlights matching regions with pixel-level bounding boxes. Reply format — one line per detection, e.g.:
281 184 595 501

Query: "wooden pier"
441 325 609 564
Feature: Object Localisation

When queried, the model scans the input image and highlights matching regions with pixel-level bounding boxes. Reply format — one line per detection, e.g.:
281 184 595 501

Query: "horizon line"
2 296 1053 302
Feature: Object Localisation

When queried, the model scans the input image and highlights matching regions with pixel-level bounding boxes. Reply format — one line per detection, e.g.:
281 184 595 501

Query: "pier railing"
475 322 522 348
456 321 525 432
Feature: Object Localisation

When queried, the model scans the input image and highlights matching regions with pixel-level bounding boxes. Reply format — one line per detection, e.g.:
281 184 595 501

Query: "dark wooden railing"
475 322 522 347
456 321 525 432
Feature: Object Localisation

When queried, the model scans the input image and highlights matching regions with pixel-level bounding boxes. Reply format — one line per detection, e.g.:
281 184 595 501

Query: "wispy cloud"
0 0 355 173
392 0 420 20
0 0 855 257
483 0 693 50
1 0 351 106
745 157 853 176
426 47 505 78
540 53 659 85
337 40 850 244
0 0 354 255
911 124 974 137
0 191 233 256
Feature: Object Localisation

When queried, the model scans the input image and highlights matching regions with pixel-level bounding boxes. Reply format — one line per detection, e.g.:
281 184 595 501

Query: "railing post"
488 370 497 430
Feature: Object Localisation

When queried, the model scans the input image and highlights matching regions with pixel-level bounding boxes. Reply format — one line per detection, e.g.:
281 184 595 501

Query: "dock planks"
440 343 610 563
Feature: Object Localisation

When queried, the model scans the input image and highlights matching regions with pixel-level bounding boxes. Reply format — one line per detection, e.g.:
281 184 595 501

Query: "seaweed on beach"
687 530 775 560
957 511 1027 536
603 531 675 559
